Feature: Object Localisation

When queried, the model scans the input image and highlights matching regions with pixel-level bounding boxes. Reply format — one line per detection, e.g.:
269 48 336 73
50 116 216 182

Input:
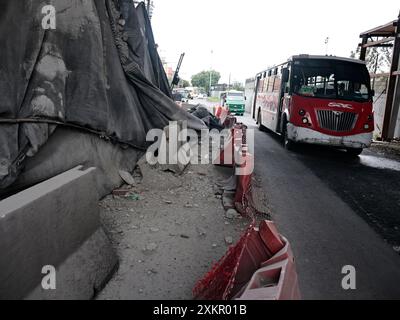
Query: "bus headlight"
299 109 306 116
364 124 370 130
302 117 309 124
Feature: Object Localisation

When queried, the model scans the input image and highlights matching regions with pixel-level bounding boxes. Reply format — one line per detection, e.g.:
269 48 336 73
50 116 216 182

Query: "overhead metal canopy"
360 20 397 38
359 13 400 141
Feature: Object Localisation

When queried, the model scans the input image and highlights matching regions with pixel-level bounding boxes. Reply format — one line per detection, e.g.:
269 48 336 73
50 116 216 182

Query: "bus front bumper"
287 124 373 149
227 104 245 114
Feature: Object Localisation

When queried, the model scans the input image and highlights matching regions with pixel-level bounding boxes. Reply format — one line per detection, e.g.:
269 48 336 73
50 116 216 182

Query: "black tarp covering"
0 0 205 189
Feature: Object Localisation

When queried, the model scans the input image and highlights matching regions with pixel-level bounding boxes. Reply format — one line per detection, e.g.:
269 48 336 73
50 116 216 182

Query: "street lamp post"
325 37 330 55
209 71 212 96
209 50 213 96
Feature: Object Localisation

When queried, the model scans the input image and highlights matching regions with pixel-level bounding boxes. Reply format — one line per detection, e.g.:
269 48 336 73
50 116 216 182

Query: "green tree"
350 46 392 74
231 81 245 92
179 79 191 88
191 70 221 93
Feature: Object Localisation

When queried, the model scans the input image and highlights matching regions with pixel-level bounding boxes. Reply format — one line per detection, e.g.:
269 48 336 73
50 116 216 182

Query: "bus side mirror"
282 68 289 83
371 89 375 97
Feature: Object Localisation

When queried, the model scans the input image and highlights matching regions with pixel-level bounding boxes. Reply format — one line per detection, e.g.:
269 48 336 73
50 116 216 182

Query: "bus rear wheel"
346 148 363 157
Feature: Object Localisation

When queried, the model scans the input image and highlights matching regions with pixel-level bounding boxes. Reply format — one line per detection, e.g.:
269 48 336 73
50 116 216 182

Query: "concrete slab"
0 166 118 300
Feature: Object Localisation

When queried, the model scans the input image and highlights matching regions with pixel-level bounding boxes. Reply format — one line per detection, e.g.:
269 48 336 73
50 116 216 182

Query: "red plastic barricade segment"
214 105 229 125
234 153 254 216
193 221 301 300
192 227 251 300
259 220 285 255
223 228 272 299
237 245 300 300
235 260 287 300
213 129 234 167
261 238 291 267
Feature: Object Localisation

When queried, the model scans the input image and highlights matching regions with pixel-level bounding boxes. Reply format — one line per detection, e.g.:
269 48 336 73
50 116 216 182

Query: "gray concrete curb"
0 166 118 300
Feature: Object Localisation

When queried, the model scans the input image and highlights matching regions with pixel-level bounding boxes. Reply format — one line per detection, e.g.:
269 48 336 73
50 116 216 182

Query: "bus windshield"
227 92 244 100
292 59 371 102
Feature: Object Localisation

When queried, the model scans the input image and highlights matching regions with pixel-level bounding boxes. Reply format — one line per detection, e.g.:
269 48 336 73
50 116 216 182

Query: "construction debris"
119 170 136 186
97 158 248 299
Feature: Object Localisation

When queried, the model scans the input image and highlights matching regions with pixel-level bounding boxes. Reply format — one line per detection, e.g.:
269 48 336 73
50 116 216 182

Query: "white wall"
372 77 400 139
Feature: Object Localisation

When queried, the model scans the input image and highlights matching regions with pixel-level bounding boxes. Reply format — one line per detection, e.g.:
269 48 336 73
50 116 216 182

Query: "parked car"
172 91 189 103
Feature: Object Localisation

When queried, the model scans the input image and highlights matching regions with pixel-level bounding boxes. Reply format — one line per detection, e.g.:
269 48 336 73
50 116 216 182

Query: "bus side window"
267 75 275 92
264 76 270 92
273 71 282 92
267 70 273 92
258 76 264 93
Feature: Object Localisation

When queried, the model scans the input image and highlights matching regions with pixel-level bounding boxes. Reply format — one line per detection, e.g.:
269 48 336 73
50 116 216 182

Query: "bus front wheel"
346 147 363 157
283 121 295 151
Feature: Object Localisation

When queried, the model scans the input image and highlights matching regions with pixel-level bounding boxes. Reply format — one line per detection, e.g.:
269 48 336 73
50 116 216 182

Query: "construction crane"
171 53 185 91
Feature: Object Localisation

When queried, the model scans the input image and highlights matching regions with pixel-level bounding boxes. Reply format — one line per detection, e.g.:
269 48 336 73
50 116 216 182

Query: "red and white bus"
253 55 374 156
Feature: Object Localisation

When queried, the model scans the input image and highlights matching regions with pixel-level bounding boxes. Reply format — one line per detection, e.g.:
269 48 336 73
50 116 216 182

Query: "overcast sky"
152 0 399 84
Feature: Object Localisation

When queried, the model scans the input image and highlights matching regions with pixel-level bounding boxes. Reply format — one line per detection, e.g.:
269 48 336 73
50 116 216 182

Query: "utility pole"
209 71 212 95
209 50 213 96
324 37 330 55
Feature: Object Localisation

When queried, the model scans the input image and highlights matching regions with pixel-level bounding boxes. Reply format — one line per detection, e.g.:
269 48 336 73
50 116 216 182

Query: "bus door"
265 68 282 133
252 76 261 120
277 66 290 133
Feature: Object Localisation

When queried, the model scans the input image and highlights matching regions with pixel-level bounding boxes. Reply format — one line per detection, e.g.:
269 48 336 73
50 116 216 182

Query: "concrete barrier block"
0 166 118 300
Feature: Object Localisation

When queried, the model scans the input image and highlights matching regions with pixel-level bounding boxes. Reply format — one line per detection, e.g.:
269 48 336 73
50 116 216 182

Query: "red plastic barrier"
213 131 234 167
193 221 301 300
214 123 255 217
214 105 229 124
259 220 285 255
192 224 252 300
213 124 246 168
223 116 237 129
236 233 301 300
234 153 254 216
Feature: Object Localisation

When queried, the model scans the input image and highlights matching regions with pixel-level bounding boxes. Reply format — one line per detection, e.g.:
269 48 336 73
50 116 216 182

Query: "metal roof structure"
360 20 397 38
359 12 400 141
291 55 367 65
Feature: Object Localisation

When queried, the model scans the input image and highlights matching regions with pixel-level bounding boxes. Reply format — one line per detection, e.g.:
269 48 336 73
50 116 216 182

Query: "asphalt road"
238 114 400 300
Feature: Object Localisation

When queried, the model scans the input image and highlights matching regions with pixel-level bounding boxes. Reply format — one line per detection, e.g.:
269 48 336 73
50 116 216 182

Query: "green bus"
221 90 246 116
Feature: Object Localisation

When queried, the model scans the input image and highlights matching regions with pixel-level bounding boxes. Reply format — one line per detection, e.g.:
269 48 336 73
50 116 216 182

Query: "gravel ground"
96 159 254 300
369 141 400 161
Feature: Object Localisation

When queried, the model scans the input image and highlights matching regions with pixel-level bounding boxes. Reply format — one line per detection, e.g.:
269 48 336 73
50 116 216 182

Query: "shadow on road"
261 129 400 250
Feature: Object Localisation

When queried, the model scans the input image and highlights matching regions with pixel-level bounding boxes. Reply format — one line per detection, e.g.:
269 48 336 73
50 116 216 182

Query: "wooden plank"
362 37 395 48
